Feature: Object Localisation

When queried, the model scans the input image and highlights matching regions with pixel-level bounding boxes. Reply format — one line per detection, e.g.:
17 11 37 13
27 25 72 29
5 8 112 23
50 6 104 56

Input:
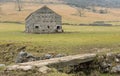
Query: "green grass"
0 23 120 55
0 23 120 75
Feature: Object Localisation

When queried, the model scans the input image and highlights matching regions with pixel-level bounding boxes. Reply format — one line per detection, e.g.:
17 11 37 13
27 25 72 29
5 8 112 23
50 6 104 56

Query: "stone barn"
25 6 63 34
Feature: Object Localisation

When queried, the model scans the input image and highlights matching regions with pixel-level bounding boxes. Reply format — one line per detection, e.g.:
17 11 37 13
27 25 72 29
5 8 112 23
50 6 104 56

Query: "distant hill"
0 0 120 8
0 1 120 24
65 0 120 8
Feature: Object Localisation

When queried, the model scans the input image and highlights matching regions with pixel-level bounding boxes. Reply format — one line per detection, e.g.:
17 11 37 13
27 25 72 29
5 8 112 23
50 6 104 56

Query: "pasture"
0 2 120 76
0 23 120 76
0 23 120 55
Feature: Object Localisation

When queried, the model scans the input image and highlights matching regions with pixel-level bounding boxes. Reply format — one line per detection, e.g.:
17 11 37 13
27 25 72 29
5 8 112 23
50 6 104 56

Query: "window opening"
47 26 50 29
35 26 39 29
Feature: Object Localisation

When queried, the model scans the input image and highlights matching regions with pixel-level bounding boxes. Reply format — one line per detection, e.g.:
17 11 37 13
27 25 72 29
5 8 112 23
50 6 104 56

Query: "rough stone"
26 53 34 58
15 51 28 63
115 58 120 63
116 54 120 58
5 53 120 74
19 51 28 57
38 66 51 74
111 65 120 73
18 65 33 71
7 65 19 71
44 54 53 59
7 65 33 71
15 51 36 63
0 64 5 67
106 52 114 57
100 62 111 73
55 54 65 58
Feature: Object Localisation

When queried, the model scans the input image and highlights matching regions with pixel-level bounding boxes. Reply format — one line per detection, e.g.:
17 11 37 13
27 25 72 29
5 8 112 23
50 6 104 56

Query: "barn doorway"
57 26 61 30
56 25 63 32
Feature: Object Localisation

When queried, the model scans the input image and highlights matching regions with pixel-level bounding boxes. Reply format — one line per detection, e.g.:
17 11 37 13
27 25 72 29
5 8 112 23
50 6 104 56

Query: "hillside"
0 0 120 76
65 0 120 8
0 2 120 25
0 0 120 8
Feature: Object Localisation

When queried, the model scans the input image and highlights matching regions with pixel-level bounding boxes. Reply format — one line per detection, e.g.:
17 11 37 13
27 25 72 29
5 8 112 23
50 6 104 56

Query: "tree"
77 8 85 17
0 3 2 15
0 3 1 12
16 0 22 11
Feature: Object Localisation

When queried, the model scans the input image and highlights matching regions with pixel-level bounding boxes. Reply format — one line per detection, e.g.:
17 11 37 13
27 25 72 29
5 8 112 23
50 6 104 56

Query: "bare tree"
77 8 85 17
0 3 2 15
0 3 1 12
16 0 22 11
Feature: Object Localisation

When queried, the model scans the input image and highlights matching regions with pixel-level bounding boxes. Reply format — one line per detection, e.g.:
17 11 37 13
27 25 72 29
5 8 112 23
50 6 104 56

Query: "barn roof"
25 5 61 20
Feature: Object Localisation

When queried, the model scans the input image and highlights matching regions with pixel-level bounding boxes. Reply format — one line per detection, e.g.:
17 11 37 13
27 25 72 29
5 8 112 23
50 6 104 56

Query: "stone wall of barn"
25 6 62 34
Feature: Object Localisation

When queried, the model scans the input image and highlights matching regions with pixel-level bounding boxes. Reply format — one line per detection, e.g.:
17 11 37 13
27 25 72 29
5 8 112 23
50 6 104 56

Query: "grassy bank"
0 23 120 64
0 23 120 75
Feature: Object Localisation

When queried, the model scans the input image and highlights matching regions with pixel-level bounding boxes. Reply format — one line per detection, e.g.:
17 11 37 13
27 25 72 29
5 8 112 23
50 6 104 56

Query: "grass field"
0 23 120 55
0 23 120 76
0 2 120 75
